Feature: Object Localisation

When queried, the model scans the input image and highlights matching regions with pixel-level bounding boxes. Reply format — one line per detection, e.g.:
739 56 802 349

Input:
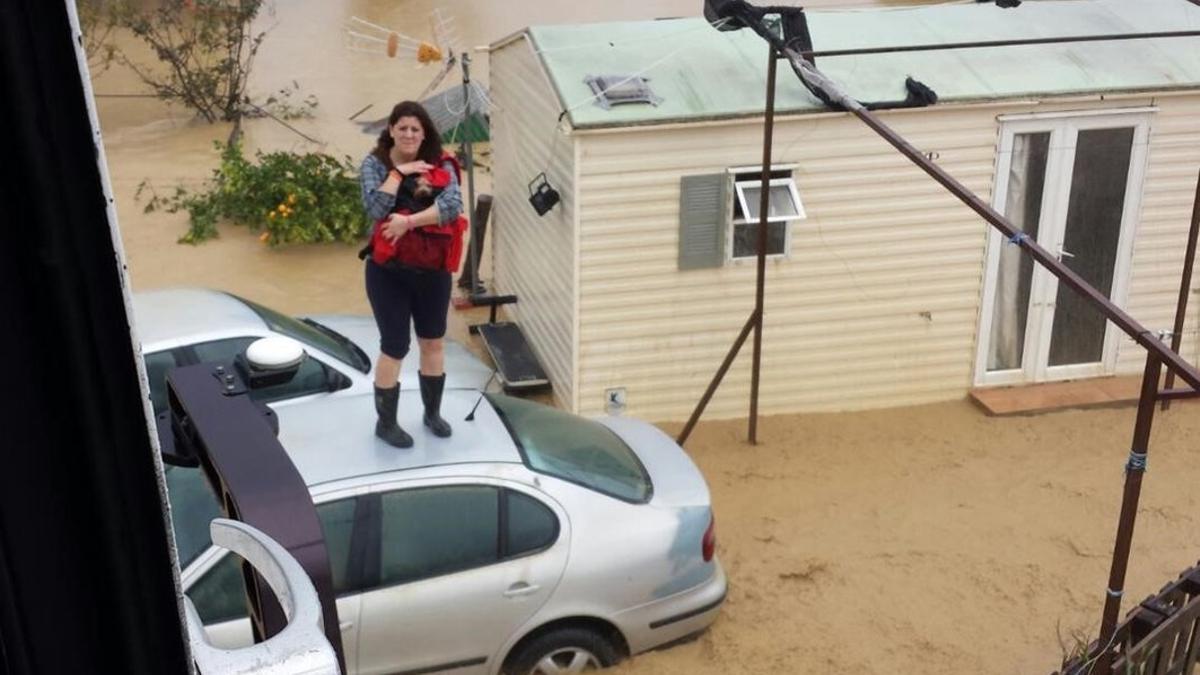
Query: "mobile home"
487 0 1200 420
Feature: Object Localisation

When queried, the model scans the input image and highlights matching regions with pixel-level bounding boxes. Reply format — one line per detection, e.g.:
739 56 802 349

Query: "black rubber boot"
419 373 452 438
374 385 413 448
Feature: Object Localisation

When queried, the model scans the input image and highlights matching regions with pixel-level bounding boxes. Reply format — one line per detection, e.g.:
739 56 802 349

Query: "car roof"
273 390 523 488
132 288 266 346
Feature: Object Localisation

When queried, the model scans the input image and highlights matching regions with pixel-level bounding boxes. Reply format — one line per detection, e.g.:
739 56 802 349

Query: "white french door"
975 109 1153 386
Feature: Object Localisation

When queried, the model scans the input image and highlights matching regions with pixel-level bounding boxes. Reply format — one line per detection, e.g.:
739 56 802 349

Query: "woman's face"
390 115 425 158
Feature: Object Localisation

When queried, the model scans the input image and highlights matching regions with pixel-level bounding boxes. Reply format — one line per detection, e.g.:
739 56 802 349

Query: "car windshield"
231 294 370 373
486 394 651 503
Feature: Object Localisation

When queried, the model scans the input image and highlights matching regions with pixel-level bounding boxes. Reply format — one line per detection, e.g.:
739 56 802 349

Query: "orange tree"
139 142 368 246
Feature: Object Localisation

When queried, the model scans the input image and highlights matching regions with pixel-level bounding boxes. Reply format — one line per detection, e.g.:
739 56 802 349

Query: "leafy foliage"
139 143 368 246
114 0 267 124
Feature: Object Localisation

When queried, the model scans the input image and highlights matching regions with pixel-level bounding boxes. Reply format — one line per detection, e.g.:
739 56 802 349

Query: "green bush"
141 142 368 246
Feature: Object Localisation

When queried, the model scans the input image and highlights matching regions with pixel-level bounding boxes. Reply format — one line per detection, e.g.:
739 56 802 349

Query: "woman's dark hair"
371 101 443 167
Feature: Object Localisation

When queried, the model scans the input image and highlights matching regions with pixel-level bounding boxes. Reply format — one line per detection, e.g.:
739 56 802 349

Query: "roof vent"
584 74 662 110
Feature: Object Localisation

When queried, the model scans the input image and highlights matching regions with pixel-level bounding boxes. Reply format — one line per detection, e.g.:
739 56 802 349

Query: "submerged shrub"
141 142 368 246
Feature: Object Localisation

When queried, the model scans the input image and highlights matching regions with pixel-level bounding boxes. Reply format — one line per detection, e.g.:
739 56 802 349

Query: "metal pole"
678 311 760 446
462 52 479 293
749 45 777 444
1094 353 1163 673
1161 169 1200 411
799 30 1200 60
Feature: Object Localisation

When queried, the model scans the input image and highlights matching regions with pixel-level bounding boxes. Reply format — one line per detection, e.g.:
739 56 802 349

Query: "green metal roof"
522 0 1200 130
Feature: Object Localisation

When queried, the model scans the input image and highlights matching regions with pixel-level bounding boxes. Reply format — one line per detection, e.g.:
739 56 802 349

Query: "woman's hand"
382 213 413 242
395 160 434 176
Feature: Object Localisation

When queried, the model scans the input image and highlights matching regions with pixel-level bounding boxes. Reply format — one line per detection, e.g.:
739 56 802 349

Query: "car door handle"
340 620 354 632
503 582 541 598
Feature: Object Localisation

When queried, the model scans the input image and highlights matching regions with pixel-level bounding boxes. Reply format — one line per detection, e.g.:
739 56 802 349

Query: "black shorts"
364 260 452 359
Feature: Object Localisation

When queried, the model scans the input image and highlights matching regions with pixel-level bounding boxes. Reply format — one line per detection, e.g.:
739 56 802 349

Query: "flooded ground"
91 2 1200 674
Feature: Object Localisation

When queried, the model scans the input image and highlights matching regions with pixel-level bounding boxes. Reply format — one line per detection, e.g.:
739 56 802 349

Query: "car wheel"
507 627 619 675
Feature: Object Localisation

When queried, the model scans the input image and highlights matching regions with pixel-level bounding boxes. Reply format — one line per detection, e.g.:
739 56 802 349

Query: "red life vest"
369 153 468 272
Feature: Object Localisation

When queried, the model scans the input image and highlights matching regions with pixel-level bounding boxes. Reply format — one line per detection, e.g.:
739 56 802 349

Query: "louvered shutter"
678 174 727 270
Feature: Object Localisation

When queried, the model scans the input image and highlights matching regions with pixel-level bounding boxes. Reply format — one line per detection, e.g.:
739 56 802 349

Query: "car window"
167 467 223 569
191 337 335 403
378 486 499 586
187 550 247 625
486 394 652 503
320 498 358 592
231 294 370 373
144 350 179 416
186 497 361 625
504 490 558 557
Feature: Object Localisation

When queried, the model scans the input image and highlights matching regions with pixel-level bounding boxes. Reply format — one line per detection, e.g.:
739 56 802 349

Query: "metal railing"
1061 561 1200 675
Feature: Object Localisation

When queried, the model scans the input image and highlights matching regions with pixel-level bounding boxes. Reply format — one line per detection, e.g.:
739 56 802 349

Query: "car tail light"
701 514 716 562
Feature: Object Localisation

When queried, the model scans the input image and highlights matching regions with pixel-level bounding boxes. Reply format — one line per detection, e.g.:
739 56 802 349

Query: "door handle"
1057 247 1075 260
503 582 541 598
340 620 354 632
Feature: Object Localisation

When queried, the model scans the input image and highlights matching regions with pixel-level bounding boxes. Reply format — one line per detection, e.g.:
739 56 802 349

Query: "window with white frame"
729 167 804 260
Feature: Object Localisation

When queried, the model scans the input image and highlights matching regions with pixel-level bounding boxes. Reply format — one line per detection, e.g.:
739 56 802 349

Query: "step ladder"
469 295 550 393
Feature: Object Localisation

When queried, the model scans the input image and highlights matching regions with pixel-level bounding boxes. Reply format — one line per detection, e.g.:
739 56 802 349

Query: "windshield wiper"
301 318 371 372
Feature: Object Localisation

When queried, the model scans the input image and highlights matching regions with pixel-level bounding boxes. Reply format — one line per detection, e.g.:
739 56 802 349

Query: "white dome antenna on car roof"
237 336 306 389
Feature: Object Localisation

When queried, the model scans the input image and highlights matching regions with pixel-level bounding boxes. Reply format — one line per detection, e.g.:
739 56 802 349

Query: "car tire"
506 627 619 675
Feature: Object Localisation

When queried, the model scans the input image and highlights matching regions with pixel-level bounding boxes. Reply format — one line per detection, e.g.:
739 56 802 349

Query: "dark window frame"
360 484 562 593
368 485 502 590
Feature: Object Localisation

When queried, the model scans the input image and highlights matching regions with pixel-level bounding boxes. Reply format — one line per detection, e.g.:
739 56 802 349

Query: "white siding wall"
489 36 578 409
1115 95 1200 376
575 95 1200 421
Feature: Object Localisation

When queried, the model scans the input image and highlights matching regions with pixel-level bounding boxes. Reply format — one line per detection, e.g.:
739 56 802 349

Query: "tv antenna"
344 8 462 99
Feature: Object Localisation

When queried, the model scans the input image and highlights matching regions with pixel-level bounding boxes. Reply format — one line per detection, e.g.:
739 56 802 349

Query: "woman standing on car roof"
358 100 463 448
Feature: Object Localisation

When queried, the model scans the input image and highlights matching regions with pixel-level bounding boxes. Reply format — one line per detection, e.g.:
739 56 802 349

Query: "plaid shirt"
359 153 463 228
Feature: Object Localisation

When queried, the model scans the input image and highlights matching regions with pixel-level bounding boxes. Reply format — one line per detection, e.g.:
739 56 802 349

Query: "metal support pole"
1094 353 1163 673
1161 169 1200 410
749 45 778 444
461 52 480 293
678 311 759 446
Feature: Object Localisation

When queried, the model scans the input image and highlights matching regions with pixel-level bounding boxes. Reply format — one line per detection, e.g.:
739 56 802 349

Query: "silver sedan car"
149 291 725 674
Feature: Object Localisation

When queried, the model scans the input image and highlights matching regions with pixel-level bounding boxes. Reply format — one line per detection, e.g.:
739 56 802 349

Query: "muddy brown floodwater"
90 1 1200 673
